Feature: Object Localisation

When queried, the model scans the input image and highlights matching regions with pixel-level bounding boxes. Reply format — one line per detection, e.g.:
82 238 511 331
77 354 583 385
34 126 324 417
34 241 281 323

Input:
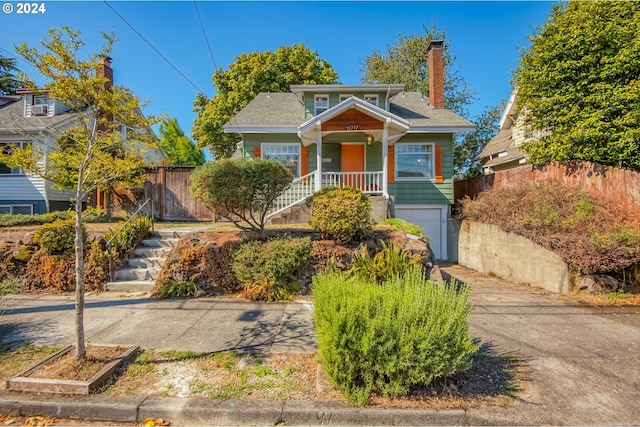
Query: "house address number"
346 125 359 131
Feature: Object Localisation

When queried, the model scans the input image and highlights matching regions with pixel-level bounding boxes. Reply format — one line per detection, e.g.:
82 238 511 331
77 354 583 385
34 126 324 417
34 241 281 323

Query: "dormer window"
364 94 378 107
31 95 49 116
315 95 329 115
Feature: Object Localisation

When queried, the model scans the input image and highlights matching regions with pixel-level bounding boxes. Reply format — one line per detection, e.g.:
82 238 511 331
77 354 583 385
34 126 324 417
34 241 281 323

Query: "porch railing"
322 171 383 194
265 170 384 221
265 171 316 220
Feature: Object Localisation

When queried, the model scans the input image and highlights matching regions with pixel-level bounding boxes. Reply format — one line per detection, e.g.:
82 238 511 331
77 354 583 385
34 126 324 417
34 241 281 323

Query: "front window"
315 95 329 115
0 142 29 174
0 205 33 215
261 143 300 178
339 94 353 103
364 94 378 106
395 143 434 180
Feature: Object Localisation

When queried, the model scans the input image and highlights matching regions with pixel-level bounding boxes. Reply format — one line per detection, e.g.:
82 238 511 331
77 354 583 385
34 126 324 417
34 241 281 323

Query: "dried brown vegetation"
461 183 640 275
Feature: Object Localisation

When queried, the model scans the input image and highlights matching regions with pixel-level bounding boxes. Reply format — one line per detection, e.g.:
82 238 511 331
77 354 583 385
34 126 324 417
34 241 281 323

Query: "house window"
339 94 353 103
0 205 34 215
364 94 378 107
315 95 329 115
0 142 29 175
395 143 434 180
261 143 301 178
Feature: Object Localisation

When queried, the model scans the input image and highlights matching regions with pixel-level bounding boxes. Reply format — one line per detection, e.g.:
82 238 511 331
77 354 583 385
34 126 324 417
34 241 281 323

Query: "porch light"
367 135 373 145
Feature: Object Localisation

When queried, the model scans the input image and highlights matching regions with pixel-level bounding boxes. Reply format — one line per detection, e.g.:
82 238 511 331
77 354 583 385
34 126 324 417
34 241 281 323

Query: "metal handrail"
107 197 154 282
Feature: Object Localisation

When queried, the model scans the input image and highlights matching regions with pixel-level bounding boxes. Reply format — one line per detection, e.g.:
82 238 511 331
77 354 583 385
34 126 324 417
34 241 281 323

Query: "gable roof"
0 97 82 134
298 96 411 145
223 86 474 135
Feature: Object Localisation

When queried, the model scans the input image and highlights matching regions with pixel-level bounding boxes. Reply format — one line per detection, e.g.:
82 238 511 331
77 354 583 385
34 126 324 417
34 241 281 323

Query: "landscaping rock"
576 273 620 294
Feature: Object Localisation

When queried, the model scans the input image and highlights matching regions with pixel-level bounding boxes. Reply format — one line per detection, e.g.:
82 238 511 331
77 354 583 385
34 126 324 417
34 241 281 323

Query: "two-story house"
224 41 474 259
0 58 164 215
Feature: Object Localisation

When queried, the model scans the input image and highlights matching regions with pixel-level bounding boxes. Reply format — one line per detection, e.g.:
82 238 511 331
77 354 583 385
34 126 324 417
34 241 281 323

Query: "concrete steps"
106 229 192 293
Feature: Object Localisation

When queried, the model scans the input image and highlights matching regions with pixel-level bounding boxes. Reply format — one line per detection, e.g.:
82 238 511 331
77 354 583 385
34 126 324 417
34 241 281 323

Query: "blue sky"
1 1 556 157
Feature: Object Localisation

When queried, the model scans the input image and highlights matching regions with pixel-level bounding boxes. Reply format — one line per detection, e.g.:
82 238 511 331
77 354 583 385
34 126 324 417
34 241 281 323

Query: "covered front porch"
266 97 410 219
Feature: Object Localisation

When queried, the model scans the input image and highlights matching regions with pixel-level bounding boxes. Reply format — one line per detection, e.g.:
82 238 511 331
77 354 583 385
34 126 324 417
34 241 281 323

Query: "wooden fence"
112 166 214 221
454 161 640 206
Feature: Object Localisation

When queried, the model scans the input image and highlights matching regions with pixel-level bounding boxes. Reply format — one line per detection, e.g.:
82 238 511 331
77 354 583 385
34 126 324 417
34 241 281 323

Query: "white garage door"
395 205 447 260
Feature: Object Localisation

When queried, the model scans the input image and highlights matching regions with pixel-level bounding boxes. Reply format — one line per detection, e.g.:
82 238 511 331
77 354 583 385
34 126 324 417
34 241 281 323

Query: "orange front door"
341 144 365 190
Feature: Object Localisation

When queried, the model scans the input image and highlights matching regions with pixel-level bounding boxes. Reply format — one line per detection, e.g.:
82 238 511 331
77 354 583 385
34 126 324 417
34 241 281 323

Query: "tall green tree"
514 1 640 170
0 27 157 359
192 44 338 159
455 104 503 179
0 57 21 95
160 117 204 165
360 24 475 116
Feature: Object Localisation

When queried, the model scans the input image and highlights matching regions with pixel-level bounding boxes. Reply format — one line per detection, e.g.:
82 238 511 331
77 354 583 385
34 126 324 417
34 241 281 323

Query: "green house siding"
303 92 390 119
389 134 454 205
241 132 453 205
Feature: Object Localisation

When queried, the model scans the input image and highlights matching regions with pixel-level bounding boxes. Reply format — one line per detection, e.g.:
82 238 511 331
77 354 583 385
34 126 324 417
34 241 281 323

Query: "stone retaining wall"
458 220 572 294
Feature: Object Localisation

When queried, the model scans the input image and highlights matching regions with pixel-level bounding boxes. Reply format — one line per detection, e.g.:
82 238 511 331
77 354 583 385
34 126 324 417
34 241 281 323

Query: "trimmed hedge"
313 267 479 405
310 187 373 243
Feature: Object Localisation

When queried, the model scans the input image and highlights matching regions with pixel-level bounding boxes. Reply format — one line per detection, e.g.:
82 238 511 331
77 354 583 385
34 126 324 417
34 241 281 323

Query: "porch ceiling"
297 96 410 146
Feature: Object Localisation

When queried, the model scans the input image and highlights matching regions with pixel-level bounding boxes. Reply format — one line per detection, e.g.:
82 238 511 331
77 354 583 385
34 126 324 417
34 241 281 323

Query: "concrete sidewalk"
0 294 316 354
1 265 640 425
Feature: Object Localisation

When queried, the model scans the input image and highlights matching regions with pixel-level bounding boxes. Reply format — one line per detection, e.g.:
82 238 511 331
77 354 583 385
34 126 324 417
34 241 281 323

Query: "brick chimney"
428 40 445 109
97 56 113 91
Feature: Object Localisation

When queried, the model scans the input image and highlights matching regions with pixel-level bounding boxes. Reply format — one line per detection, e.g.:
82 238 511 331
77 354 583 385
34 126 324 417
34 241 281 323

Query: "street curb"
0 392 470 425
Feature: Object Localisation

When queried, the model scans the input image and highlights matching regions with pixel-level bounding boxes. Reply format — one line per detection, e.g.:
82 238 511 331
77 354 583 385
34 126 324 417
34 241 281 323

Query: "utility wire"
193 1 217 72
103 1 206 94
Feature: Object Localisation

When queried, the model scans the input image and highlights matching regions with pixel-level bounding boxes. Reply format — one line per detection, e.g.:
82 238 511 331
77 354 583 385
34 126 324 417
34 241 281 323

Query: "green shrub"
348 240 421 284
153 280 199 299
313 267 479 405
33 219 83 255
241 277 299 302
105 216 152 256
384 218 424 237
232 236 310 300
310 187 373 243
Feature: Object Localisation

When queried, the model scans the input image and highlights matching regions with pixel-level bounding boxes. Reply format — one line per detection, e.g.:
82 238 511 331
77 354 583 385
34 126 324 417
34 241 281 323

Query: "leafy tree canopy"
0 27 158 359
360 24 475 116
192 44 338 159
515 1 640 170
454 104 503 179
0 57 22 95
160 117 205 165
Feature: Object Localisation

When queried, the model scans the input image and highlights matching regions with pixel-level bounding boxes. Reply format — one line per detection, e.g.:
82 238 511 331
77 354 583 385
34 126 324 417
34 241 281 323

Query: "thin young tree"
1 27 157 359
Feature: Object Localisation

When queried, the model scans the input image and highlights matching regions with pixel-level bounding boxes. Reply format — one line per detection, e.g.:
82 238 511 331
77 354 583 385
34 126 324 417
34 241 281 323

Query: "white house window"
315 95 329 115
364 94 378 106
261 143 301 178
0 142 29 174
339 94 353 103
395 143 434 180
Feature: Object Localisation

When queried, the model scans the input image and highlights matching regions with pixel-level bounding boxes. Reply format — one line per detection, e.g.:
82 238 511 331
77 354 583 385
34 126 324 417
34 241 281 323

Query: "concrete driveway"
441 263 640 426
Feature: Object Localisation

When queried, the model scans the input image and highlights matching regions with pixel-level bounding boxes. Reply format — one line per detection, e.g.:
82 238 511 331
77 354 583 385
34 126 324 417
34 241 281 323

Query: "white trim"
260 142 302 178
339 94 353 103
394 142 435 182
224 125 299 134
314 94 329 116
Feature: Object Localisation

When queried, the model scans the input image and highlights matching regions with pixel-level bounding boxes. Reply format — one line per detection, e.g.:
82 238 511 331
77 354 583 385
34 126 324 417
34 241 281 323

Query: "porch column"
315 121 322 192
382 120 390 198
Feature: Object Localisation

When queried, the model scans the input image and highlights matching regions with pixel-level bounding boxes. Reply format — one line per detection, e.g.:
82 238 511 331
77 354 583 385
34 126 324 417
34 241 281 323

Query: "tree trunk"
74 190 86 360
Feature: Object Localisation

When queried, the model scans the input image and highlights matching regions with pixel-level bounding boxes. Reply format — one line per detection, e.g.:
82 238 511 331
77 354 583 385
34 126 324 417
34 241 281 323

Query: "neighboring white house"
0 59 164 214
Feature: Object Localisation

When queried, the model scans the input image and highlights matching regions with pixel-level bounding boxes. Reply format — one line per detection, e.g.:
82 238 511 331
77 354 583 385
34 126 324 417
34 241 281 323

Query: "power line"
103 1 207 94
193 1 217 72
